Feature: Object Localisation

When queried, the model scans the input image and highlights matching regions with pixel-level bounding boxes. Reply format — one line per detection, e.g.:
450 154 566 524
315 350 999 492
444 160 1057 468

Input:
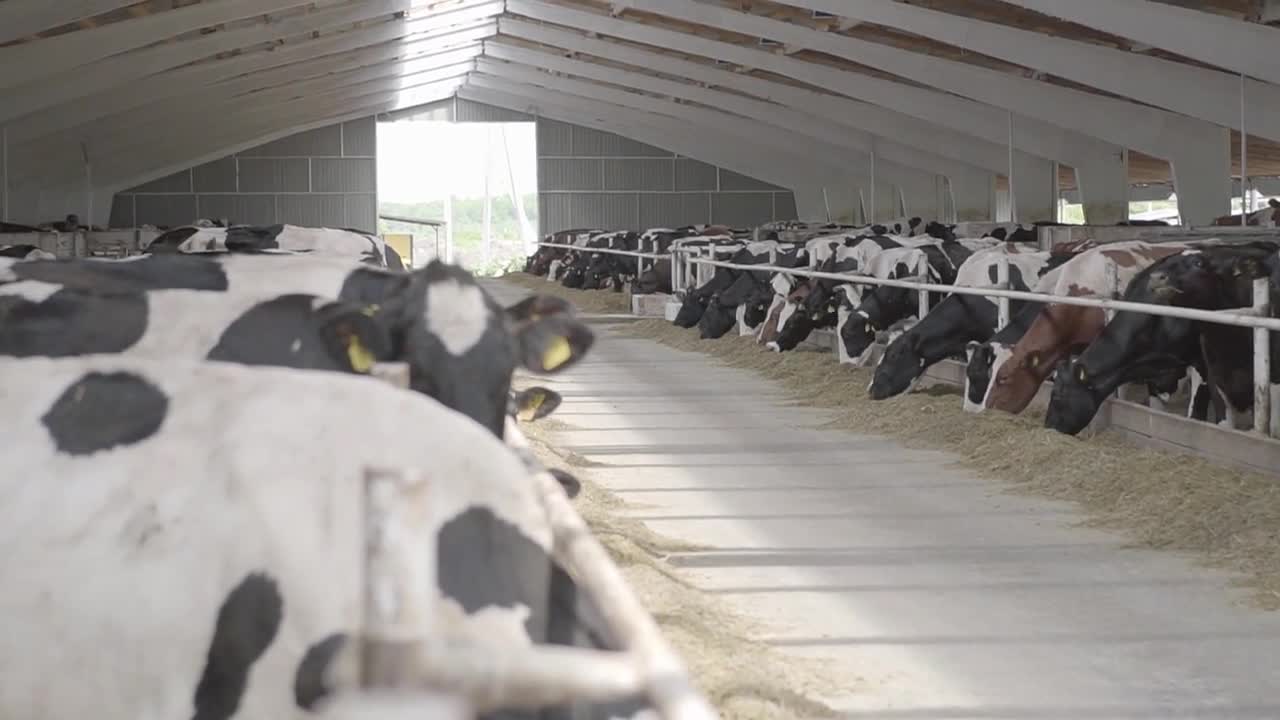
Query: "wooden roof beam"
1006 0 1280 84
0 0 314 91
0 0 144 46
775 0 1280 142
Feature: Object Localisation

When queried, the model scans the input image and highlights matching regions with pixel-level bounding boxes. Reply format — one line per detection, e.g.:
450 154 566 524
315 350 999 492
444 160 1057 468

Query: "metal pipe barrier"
679 253 1276 437
351 358 717 718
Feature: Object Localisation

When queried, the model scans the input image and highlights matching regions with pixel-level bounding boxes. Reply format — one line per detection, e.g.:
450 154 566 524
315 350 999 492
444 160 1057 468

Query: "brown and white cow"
984 240 1206 415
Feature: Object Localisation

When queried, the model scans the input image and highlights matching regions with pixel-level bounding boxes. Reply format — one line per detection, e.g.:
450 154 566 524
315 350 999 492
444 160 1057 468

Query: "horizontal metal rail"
537 240 670 260
682 255 1280 332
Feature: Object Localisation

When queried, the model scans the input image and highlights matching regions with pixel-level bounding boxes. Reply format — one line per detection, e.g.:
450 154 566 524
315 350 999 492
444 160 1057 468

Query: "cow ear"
512 313 594 374
505 294 574 323
318 304 393 374
513 386 562 421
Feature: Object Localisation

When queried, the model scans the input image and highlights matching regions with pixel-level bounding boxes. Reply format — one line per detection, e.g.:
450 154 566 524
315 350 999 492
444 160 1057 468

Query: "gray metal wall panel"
570 126 610 157
192 158 237 193
774 192 798 221
344 194 377 233
109 196 134 228
712 193 775 227
115 117 379 230
277 194 346 228
242 125 342 157
455 98 534 122
311 158 375 193
540 159 603 192
130 170 191 194
237 158 310 193
537 119 573 156
540 194 574 235
570 193 636 229
196 195 275 226
600 132 673 158
134 195 197 228
719 169 781 192
675 159 717 191
341 118 377 157
603 159 674 191
638 193 711 228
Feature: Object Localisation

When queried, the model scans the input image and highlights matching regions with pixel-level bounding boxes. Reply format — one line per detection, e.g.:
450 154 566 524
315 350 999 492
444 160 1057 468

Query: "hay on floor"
616 318 1280 611
499 272 633 314
519 417 847 719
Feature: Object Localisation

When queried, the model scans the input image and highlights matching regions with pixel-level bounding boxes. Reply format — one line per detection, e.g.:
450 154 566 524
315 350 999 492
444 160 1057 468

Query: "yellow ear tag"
361 303 380 317
541 336 573 371
517 392 545 422
346 336 376 373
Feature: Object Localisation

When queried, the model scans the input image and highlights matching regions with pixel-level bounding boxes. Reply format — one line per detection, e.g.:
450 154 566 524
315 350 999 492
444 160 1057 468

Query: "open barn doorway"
376 117 537 275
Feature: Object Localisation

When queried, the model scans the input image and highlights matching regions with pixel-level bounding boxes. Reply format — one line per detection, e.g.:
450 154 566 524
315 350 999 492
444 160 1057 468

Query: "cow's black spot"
13 254 229 291
0 244 39 258
193 573 283 720
41 372 167 455
985 263 1026 290
294 633 347 712
0 289 148 357
206 294 392 372
224 224 285 252
549 468 581 499
337 266 401 307
146 227 199 252
383 244 405 270
437 507 550 640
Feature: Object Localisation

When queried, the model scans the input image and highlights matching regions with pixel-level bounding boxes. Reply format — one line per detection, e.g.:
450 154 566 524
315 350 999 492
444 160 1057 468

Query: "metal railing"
679 249 1276 438
348 362 717 719
531 238 1277 438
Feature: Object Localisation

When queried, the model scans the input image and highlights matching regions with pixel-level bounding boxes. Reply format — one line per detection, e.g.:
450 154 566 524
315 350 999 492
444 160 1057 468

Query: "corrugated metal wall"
534 115 797 235
109 118 378 232
429 99 798 234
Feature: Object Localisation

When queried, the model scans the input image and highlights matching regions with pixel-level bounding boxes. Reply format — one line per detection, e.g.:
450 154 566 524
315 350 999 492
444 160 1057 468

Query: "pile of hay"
498 272 633 314
617 319 1280 610
520 418 847 718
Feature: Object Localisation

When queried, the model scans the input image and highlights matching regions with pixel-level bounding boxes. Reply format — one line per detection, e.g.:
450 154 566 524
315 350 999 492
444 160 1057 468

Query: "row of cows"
524 218 1280 438
0 222 676 719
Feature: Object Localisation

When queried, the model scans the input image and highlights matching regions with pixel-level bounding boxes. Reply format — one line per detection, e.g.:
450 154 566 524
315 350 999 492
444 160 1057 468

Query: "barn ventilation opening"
376 112 537 275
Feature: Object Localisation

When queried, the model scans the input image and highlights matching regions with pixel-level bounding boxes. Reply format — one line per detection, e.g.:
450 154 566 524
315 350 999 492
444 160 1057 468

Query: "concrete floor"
488 281 1280 720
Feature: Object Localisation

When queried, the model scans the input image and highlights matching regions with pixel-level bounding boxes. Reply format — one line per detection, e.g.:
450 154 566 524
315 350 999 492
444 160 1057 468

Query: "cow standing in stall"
983 240 1204 416
1046 242 1280 434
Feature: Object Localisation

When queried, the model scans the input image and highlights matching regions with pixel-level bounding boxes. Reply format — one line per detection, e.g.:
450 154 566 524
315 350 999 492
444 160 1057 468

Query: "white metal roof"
2 0 1279 217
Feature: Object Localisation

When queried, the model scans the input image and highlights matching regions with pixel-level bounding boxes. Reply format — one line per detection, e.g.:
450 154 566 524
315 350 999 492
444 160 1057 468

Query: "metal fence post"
670 247 680 295
1103 260 1122 399
996 254 1011 329
916 253 930 319
1253 277 1271 436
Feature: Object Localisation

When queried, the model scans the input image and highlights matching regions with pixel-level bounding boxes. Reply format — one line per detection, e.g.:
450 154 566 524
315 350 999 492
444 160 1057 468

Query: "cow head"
766 282 813 352
383 263 593 437
870 330 926 400
986 305 1101 415
508 385 563 422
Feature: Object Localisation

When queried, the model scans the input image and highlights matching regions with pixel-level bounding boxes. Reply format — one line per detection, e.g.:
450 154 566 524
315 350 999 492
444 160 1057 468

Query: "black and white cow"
0 355 649 720
769 233 908 353
831 238 997 362
0 254 592 440
1046 242 1280 434
145 223 401 268
0 244 56 261
868 244 1054 400
695 241 807 339
668 235 748 327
